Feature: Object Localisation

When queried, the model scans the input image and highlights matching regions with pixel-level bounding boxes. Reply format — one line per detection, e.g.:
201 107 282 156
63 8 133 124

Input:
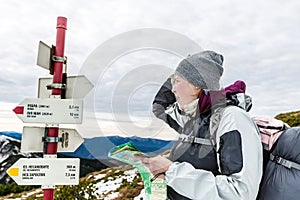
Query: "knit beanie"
175 50 224 90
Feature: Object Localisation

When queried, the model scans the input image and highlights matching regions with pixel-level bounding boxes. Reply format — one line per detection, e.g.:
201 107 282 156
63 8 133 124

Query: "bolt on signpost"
8 17 93 200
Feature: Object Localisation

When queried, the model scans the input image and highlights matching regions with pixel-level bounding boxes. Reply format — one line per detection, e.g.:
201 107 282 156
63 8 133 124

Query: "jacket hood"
198 80 252 114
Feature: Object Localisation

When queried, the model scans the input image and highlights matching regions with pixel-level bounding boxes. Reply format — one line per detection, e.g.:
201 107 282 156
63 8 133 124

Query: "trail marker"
7 158 80 185
38 75 93 99
21 126 84 153
13 98 83 124
9 16 94 200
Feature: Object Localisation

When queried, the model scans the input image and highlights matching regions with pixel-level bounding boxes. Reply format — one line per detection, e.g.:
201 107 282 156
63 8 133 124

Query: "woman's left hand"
136 155 173 176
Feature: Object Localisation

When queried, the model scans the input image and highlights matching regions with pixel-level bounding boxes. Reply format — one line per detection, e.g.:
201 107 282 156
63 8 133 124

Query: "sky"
0 0 299 139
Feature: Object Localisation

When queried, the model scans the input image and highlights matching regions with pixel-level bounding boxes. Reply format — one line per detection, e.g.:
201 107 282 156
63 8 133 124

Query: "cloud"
0 0 299 135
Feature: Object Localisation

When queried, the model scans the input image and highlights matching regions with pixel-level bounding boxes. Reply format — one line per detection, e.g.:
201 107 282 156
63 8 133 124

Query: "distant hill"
275 110 300 127
62 135 174 160
0 131 174 160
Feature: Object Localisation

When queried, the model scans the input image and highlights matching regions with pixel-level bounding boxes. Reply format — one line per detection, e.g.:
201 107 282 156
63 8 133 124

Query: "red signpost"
9 16 93 199
43 16 67 200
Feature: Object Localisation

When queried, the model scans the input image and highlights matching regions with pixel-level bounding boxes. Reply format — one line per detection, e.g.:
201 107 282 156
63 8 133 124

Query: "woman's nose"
171 85 176 93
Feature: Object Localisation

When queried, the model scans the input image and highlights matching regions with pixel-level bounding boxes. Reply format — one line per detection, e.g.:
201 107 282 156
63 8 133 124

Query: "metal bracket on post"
46 83 66 90
52 55 67 64
43 124 60 154
50 53 67 75
42 136 63 143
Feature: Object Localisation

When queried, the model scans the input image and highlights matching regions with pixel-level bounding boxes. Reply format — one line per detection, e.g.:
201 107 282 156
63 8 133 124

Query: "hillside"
275 110 300 127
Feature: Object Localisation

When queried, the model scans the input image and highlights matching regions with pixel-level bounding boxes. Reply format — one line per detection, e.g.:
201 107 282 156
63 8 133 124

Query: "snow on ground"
94 173 107 180
105 192 120 200
21 189 43 199
96 176 124 194
0 154 9 165
94 168 140 199
123 168 138 182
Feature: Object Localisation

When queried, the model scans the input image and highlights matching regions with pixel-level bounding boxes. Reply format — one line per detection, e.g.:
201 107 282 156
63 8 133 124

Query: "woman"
139 51 263 199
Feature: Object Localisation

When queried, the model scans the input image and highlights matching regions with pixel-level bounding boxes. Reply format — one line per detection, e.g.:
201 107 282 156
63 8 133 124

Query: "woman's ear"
195 88 202 98
188 84 201 98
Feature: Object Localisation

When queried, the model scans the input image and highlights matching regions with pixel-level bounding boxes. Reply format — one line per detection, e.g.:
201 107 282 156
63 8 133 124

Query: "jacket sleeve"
152 78 180 132
165 106 263 200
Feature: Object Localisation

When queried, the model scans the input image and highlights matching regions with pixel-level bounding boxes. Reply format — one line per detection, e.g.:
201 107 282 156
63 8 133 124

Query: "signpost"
13 98 83 124
21 126 84 153
8 16 93 200
7 158 80 185
38 75 93 99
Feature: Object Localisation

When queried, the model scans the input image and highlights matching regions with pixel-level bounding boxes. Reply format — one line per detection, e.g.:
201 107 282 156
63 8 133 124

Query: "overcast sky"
0 0 299 139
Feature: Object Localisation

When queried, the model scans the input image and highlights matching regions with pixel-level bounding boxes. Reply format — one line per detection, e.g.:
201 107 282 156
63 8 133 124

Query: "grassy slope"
275 110 300 127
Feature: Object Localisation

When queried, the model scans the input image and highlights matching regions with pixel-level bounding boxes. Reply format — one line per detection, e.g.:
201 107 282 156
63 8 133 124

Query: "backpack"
211 107 300 200
252 116 289 172
254 119 300 200
210 106 291 170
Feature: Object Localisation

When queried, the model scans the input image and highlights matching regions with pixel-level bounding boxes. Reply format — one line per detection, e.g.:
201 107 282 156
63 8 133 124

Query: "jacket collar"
198 80 251 114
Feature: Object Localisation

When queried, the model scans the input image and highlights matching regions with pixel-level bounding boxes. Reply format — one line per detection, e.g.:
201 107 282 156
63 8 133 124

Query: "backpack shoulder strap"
209 106 229 147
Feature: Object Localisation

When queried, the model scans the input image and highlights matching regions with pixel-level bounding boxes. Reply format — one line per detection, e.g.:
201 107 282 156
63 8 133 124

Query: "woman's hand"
136 155 173 176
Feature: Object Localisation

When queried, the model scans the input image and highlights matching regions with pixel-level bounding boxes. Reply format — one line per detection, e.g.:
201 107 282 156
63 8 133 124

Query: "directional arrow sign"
7 158 80 185
21 126 84 153
13 98 83 124
38 75 93 99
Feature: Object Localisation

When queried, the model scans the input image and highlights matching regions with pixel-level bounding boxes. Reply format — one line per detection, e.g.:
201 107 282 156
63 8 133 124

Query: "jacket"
152 79 263 200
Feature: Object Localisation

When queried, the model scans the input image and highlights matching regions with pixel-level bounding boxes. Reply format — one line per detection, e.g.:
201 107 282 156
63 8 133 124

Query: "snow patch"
21 189 43 198
105 191 119 200
96 177 124 194
94 173 107 180
0 135 20 142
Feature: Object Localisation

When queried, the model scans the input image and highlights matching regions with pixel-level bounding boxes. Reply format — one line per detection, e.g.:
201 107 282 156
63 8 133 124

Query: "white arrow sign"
13 98 83 124
38 75 93 99
6 158 80 185
21 126 84 153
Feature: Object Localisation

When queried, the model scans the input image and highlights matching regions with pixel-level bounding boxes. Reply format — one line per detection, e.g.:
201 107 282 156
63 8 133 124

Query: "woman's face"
172 75 200 108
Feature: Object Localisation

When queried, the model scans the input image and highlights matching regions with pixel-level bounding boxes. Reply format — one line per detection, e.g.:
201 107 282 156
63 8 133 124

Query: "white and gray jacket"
165 106 263 200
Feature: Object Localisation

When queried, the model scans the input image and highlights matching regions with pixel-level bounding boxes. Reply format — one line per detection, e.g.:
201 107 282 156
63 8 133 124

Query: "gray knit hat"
175 50 224 90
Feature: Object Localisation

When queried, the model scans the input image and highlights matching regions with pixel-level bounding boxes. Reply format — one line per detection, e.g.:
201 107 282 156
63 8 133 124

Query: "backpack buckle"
270 154 295 169
273 155 283 165
179 135 195 143
186 136 195 143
